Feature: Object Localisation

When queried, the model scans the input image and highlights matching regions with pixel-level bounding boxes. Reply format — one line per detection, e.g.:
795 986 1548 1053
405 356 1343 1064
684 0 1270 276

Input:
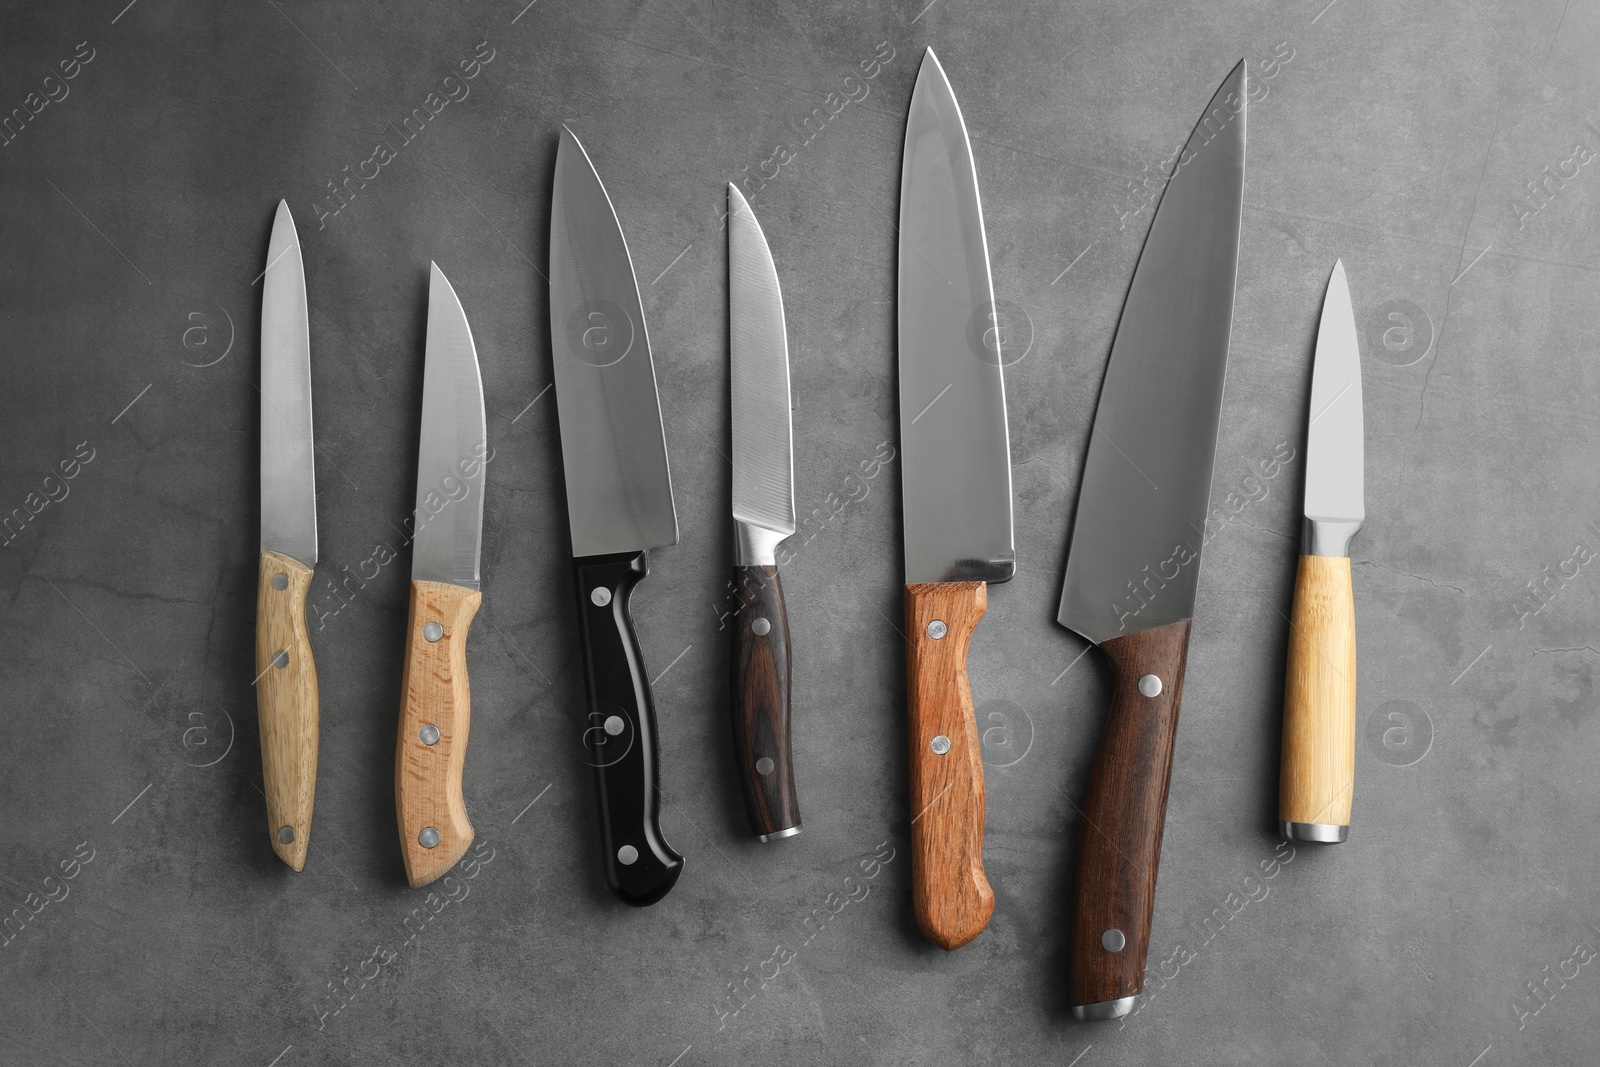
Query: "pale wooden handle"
905 581 993 950
396 579 481 888
255 549 319 871
1280 555 1357 829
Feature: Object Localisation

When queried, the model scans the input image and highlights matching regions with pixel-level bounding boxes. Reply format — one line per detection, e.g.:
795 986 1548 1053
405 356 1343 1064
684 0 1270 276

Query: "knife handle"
255 550 319 871
574 551 684 907
730 565 800 840
395 579 480 888
904 581 993 950
1279 555 1356 841
1069 618 1191 1018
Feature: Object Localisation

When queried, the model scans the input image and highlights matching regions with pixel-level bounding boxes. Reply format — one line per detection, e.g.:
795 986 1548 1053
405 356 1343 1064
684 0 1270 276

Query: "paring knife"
727 184 801 842
1280 261 1364 843
394 263 488 889
1057 61 1246 1020
898 48 1015 951
549 126 685 907
257 200 319 872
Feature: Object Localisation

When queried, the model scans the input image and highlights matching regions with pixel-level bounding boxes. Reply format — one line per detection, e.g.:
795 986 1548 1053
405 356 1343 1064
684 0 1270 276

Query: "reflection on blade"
1304 260 1364 528
260 200 317 566
729 184 795 538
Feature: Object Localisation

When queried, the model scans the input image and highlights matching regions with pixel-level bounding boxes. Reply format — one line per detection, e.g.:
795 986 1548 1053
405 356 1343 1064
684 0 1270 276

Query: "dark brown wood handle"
730 565 800 840
1069 617 1192 1013
905 580 993 950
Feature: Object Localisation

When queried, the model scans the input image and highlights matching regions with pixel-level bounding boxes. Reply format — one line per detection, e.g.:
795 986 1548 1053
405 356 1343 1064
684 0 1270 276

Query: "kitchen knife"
549 125 685 907
394 263 488 889
898 48 1015 950
727 184 801 842
257 199 319 872
1280 260 1364 843
1057 61 1246 1020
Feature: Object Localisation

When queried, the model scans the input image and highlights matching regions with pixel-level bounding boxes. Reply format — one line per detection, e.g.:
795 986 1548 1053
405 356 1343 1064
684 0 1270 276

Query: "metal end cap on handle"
757 826 802 843
1072 996 1136 1021
1281 821 1348 844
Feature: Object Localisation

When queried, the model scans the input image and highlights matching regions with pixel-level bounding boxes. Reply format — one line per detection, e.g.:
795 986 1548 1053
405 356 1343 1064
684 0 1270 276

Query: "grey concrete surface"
2 1 1597 1064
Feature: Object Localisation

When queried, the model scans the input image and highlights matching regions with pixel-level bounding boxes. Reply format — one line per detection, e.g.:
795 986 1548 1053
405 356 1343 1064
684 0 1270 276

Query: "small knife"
727 184 801 842
1057 62 1246 1020
257 200 319 871
549 126 685 907
394 263 488 889
897 48 1015 950
1280 260 1364 843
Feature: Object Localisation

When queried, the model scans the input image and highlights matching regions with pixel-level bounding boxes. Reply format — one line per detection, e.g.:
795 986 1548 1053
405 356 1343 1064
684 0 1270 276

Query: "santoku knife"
898 48 1015 951
727 183 801 842
1057 61 1246 1020
549 125 685 907
1280 260 1364 843
257 199 319 872
394 263 489 889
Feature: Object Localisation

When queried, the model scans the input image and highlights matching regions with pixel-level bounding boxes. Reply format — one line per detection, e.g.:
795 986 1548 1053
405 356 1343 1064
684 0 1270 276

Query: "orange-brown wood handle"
255 549 319 871
395 579 481 888
1280 554 1357 831
905 580 993 950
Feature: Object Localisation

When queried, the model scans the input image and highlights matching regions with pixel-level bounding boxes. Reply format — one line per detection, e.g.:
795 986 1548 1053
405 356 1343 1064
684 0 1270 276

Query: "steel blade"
259 200 317 566
1057 61 1247 643
549 125 678 557
410 263 486 589
898 48 1014 586
1304 260 1364 533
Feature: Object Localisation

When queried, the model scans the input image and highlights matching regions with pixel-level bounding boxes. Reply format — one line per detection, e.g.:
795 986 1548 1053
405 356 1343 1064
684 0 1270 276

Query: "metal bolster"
734 520 789 567
1301 517 1363 558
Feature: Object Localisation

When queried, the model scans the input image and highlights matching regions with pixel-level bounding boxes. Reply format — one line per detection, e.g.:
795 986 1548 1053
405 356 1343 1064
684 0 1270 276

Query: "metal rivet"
752 617 771 636
756 756 775 775
591 587 612 607
271 650 289 669
277 826 295 844
419 723 440 746
1102 928 1126 952
927 620 947 640
930 735 951 755
271 573 288 590
603 715 625 736
423 621 444 643
617 844 639 865
418 827 441 849
1138 674 1162 698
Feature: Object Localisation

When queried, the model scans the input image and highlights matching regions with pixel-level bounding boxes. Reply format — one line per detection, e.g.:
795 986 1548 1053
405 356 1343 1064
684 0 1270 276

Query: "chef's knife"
394 263 488 889
1057 61 1246 1020
1280 260 1364 843
898 48 1015 950
257 199 319 872
549 126 685 907
727 184 801 842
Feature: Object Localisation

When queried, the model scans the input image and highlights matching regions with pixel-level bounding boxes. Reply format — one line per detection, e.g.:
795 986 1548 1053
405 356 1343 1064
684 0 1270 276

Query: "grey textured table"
3 1 1597 1064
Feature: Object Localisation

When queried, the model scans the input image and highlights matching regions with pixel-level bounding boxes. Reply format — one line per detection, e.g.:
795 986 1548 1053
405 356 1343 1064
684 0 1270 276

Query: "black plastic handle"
729 564 800 840
573 550 684 906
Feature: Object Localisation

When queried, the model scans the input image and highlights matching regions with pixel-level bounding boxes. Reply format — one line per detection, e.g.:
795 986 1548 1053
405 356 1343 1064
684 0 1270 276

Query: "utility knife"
727 184 801 842
897 48 1015 950
1280 260 1364 843
394 263 488 889
257 199 319 871
549 126 684 907
1057 62 1246 1020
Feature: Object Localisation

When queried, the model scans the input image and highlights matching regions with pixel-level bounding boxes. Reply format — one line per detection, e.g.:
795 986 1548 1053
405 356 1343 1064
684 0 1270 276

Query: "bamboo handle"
395 579 481 887
905 580 993 950
1279 554 1357 839
255 549 319 871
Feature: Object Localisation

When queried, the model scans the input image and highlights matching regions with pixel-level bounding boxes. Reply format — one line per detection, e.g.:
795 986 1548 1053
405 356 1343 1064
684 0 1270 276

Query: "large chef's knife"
1057 61 1247 1020
727 184 801 842
549 125 685 907
257 199 319 872
394 263 488 889
1280 260 1364 843
898 48 1015 951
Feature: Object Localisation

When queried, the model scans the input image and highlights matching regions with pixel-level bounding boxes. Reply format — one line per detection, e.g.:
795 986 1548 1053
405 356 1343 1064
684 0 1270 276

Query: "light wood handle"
1279 554 1357 831
905 580 993 950
255 549 319 871
396 579 481 888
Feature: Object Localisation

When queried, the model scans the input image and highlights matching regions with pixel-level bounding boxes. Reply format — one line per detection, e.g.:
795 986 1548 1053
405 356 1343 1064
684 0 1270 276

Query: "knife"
727 184 801 842
1280 260 1364 844
897 48 1015 951
394 263 488 889
1057 61 1246 1019
257 199 319 872
549 125 685 907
